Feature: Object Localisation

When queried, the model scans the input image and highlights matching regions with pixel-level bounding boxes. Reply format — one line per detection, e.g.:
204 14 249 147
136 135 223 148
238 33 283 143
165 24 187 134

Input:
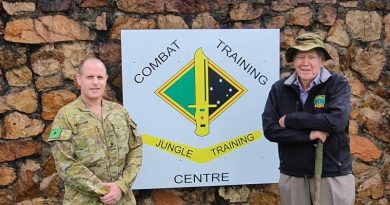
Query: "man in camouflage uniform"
48 57 142 205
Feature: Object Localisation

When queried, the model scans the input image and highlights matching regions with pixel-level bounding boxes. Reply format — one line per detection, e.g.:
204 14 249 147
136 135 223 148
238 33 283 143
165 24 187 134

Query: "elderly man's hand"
309 130 329 143
100 182 123 205
279 115 286 128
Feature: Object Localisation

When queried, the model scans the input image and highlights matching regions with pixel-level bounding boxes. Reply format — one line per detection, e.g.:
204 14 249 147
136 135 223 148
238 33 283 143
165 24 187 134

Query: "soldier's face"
293 50 324 84
76 61 108 102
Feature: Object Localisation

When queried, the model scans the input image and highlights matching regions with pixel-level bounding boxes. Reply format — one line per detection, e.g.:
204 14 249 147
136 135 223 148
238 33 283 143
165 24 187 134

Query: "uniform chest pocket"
74 126 105 165
110 119 130 159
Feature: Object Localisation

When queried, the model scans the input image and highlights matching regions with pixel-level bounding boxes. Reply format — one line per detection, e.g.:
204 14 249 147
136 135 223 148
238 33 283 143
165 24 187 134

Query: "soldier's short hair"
78 57 107 75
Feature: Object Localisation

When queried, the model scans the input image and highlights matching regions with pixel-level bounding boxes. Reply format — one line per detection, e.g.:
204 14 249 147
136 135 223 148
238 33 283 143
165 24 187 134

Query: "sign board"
121 29 280 189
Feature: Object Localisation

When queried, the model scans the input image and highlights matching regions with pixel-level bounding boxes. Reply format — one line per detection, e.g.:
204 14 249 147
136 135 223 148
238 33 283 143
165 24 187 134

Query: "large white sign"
121 29 280 189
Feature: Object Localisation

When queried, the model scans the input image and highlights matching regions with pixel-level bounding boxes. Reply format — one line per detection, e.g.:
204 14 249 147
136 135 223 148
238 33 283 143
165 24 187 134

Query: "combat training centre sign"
121 29 280 189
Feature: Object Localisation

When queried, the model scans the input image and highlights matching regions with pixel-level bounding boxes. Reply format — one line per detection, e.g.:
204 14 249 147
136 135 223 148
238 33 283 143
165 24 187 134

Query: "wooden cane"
313 140 323 205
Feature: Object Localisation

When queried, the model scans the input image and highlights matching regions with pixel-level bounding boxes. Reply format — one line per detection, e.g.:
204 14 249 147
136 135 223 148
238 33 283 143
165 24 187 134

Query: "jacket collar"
76 96 112 116
284 67 332 85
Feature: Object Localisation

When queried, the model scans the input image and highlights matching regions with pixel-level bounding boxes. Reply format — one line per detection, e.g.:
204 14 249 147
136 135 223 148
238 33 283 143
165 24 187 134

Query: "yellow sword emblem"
188 48 216 136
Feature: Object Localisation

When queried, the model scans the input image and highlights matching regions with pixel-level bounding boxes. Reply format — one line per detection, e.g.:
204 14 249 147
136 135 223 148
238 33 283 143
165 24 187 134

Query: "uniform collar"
101 99 112 120
76 96 89 112
76 96 113 114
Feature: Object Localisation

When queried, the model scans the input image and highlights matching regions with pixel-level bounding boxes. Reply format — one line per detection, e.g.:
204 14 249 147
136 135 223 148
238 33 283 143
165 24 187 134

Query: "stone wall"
0 0 389 204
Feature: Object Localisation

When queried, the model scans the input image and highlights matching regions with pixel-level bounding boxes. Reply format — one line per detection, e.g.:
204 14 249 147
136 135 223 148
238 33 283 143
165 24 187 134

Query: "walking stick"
313 140 323 205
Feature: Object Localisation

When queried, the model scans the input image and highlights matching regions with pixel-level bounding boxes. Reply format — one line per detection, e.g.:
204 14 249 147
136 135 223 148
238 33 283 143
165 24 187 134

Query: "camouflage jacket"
48 97 143 205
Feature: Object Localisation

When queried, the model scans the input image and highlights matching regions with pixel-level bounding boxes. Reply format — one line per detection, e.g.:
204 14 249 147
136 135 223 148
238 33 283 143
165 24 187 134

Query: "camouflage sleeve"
115 112 143 193
49 112 110 196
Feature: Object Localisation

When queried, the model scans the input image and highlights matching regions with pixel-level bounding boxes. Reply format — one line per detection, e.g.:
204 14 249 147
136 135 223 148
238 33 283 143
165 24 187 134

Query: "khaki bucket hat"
285 32 332 63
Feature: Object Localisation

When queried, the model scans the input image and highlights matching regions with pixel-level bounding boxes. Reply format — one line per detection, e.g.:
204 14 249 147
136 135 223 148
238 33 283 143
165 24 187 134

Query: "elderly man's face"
293 49 324 85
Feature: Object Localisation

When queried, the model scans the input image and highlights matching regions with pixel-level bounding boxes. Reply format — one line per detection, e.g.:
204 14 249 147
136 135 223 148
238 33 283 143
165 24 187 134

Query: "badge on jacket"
314 95 325 109
49 128 62 140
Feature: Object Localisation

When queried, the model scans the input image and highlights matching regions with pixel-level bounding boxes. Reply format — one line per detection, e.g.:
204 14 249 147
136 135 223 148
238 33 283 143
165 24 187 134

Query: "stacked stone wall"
0 0 389 204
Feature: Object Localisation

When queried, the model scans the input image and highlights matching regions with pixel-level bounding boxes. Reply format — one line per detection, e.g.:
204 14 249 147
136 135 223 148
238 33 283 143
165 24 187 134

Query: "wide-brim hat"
285 32 332 63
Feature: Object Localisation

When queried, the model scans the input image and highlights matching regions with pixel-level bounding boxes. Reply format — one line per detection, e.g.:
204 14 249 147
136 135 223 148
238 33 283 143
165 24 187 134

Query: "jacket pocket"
112 118 130 159
74 126 105 165
322 137 341 174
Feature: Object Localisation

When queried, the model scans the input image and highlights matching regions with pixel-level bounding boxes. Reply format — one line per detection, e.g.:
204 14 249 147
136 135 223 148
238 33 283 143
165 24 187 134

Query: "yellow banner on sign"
142 131 262 163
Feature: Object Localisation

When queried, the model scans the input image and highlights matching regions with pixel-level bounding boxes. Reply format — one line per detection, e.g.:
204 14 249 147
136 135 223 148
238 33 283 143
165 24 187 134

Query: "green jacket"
48 97 143 205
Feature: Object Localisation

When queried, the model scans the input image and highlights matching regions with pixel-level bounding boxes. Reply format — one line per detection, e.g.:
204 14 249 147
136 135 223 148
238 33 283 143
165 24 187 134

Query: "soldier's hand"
99 182 123 205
